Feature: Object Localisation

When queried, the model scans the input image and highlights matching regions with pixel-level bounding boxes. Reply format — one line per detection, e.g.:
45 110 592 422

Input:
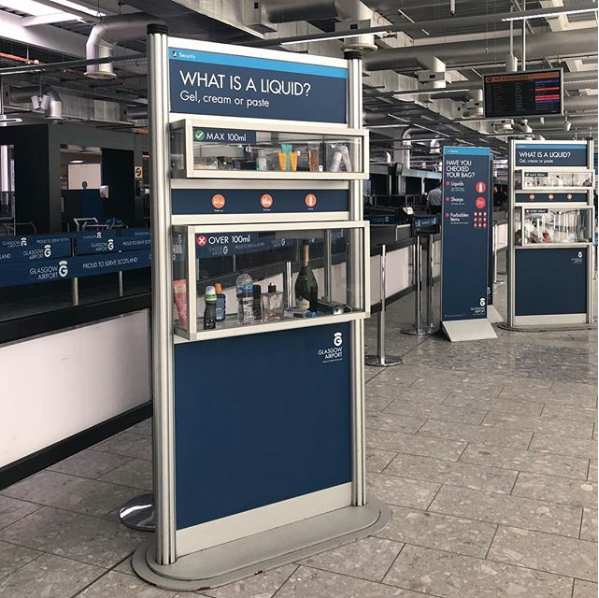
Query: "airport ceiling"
0 0 596 162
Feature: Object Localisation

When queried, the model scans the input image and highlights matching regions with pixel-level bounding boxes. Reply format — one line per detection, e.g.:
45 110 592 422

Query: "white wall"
0 310 150 468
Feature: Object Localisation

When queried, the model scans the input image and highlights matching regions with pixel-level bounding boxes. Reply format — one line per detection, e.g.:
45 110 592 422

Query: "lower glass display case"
172 222 369 340
514 206 593 245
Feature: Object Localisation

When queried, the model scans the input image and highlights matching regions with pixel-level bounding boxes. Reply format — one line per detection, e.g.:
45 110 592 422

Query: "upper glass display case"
170 119 368 180
515 170 594 190
172 222 369 341
514 206 594 246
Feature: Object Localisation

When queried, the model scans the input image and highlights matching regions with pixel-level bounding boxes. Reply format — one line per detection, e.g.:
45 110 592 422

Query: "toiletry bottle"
203 285 217 330
262 283 284 321
257 150 267 172
236 273 255 326
252 284 262 321
214 282 226 322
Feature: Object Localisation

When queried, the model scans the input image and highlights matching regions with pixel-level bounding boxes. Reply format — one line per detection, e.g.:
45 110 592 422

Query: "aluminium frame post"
148 24 177 566
346 50 366 508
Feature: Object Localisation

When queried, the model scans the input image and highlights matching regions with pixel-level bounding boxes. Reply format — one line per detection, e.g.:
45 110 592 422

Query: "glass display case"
514 206 593 245
170 119 368 179
516 169 594 190
172 222 369 340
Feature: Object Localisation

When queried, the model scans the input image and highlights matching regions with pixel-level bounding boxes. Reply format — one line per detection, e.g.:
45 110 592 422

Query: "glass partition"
516 170 594 190
514 207 593 245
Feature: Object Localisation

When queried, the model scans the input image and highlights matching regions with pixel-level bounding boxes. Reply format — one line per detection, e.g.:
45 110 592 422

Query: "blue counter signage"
0 234 71 251
0 250 151 288
119 228 151 238
441 146 492 321
76 234 118 255
516 144 587 167
0 239 71 262
169 47 348 123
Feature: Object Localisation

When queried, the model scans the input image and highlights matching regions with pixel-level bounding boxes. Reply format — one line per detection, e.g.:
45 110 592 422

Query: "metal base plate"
132 498 390 592
119 493 155 532
442 319 497 342
486 305 504 324
498 322 597 333
401 326 439 336
365 355 402 367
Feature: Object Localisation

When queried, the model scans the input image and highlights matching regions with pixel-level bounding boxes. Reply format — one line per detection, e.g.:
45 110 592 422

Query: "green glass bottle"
295 240 318 312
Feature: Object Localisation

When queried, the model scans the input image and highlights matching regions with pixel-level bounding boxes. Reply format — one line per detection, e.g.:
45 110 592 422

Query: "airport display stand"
504 139 596 330
132 27 389 591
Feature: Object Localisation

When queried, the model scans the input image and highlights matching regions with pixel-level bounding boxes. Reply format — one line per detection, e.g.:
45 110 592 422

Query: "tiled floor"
0 269 597 597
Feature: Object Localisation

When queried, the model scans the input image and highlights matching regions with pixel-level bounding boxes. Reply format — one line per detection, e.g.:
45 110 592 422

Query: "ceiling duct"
84 13 164 80
365 29 598 71
11 85 62 121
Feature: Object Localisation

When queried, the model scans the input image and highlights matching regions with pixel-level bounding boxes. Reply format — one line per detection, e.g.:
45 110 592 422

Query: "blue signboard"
195 232 287 258
169 47 348 123
0 233 72 251
0 250 151 288
441 146 492 321
76 233 118 255
172 188 348 215
0 239 72 262
515 144 587 167
517 192 587 203
119 228 151 238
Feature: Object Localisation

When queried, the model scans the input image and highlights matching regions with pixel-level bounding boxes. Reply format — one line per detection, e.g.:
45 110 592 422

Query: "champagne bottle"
295 240 318 311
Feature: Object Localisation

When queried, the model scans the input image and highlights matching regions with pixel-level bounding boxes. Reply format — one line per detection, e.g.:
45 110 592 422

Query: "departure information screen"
484 70 563 118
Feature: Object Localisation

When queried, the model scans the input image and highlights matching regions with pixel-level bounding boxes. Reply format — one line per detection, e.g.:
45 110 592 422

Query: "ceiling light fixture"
281 31 391 45
502 8 597 21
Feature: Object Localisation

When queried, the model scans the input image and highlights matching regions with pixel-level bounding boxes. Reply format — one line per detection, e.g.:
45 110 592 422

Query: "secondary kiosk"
506 139 595 329
133 27 388 590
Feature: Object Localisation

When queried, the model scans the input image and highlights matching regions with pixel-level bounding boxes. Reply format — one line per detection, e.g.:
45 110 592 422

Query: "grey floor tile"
488 525 597 582
483 411 594 439
384 544 572 598
589 460 598 482
460 444 589 480
113 556 135 577
366 367 421 389
0 506 144 568
540 403 598 423
580 508 598 542
0 540 41 581
275 565 427 598
512 472 598 508
93 431 153 460
1 471 141 518
418 420 532 449
99 459 153 491
299 537 403 582
364 395 395 413
573 580 599 598
365 449 397 473
0 496 40 531
385 453 517 494
0 553 104 598
76 571 176 597
429 485 583 537
202 564 297 598
48 450 132 479
444 394 544 417
366 412 426 434
551 380 598 399
530 434 598 460
383 399 487 425
377 505 496 558
128 419 152 437
365 383 449 403
441 382 504 399
367 473 439 509
366 428 466 460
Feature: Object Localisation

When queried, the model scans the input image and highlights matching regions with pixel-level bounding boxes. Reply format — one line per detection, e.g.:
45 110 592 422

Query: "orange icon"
211 194 225 209
305 193 317 208
260 194 274 209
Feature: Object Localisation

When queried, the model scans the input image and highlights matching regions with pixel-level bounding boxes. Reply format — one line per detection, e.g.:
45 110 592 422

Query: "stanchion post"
118 271 124 297
493 222 498 284
71 278 79 306
426 234 434 329
365 244 402 367
414 235 422 334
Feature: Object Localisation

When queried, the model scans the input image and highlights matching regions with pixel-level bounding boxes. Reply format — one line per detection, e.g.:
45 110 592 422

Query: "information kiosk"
507 139 595 328
133 27 389 591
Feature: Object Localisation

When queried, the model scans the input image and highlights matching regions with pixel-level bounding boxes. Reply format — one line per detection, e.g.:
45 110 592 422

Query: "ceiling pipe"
261 0 352 23
84 13 164 80
10 85 62 120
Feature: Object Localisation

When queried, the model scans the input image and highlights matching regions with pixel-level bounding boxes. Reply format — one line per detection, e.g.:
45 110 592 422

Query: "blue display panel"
0 239 71 262
174 323 352 530
172 188 348 215
441 147 492 321
169 48 348 123
516 192 588 203
515 144 587 167
515 248 587 316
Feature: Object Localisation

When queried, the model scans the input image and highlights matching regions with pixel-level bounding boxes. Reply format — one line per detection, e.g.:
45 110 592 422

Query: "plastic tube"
172 279 188 327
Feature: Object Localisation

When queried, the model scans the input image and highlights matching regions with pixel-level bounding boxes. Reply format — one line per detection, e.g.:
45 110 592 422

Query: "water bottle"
236 273 255 326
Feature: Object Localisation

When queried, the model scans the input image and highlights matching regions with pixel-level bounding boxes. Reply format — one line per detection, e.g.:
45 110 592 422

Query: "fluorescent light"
502 8 597 21
45 0 102 17
0 0 103 18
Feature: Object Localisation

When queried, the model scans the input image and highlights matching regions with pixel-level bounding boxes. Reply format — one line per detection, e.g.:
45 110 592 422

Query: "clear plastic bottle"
236 273 255 326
